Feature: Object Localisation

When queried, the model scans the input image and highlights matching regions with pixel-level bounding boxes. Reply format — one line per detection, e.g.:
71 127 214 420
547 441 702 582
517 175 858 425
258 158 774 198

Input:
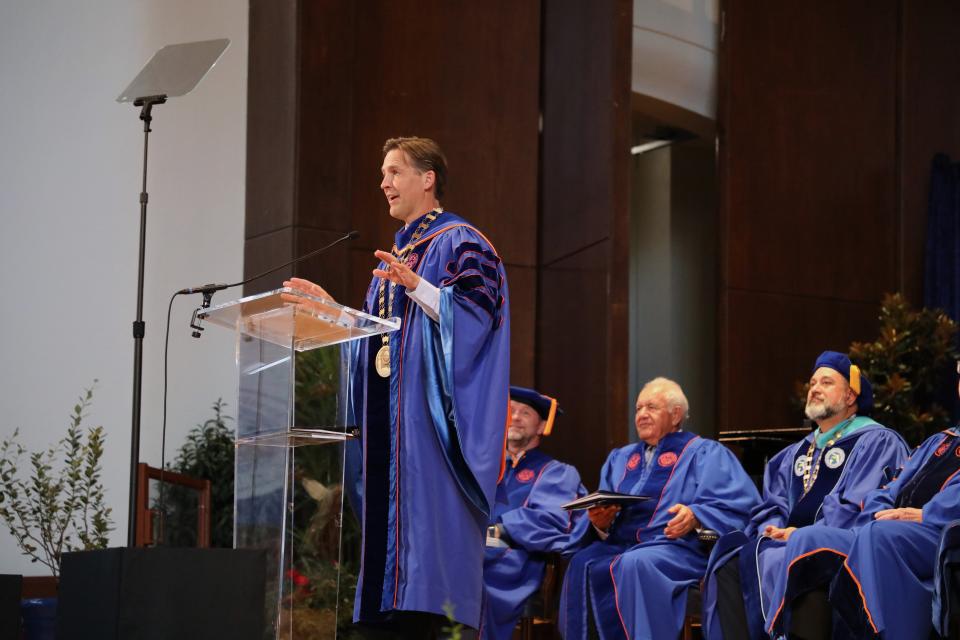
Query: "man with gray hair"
558 377 759 639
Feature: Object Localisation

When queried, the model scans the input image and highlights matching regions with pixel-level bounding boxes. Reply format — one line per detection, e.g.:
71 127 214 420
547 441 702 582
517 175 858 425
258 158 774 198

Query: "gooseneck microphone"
176 282 230 295
177 229 360 295
183 229 359 338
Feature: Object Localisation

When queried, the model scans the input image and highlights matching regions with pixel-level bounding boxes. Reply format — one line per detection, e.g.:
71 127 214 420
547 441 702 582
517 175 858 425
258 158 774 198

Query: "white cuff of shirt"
406 278 440 322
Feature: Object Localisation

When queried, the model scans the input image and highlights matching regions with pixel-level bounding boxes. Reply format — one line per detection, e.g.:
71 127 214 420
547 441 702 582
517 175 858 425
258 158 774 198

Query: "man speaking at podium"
285 136 510 638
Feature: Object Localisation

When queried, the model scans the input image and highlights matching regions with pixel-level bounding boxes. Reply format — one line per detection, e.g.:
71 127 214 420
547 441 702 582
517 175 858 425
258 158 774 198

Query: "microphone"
177 229 360 295
181 229 359 337
177 282 229 295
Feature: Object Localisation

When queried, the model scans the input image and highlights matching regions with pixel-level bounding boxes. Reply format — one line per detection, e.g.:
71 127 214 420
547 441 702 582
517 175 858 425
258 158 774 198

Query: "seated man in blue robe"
481 386 586 640
700 351 908 640
558 377 759 640
767 365 960 639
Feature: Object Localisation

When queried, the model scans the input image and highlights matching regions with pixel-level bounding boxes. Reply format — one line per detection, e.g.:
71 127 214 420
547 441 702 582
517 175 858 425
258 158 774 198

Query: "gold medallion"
375 344 391 378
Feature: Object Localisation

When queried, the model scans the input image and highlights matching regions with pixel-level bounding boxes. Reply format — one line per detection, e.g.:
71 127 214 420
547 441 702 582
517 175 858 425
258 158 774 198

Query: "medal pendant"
375 344 391 378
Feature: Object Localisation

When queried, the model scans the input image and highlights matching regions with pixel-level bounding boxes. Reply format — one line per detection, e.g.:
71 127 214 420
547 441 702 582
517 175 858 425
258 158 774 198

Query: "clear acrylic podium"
199 288 399 639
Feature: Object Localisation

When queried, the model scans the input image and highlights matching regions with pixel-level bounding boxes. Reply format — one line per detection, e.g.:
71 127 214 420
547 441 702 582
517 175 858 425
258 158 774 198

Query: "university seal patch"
405 253 419 270
658 452 678 467
824 447 846 469
794 455 811 477
627 452 642 470
517 469 535 483
935 440 951 457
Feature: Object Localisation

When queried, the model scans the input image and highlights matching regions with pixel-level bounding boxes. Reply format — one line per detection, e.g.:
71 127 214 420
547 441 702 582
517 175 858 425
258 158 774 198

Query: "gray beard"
805 400 839 422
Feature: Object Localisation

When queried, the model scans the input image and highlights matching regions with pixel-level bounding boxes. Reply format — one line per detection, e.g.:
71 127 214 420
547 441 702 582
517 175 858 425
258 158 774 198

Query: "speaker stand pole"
127 94 166 547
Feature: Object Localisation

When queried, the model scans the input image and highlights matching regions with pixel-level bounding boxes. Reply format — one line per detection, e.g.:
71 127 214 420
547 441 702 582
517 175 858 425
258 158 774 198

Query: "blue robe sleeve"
500 461 587 553
420 226 510 519
687 441 760 535
922 473 960 529
745 444 796 536
818 428 909 529
858 433 944 523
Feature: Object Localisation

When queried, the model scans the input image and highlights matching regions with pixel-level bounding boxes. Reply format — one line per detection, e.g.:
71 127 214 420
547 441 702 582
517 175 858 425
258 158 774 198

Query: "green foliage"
288 346 364 637
849 293 959 446
168 399 235 547
442 601 464 640
287 505 362 639
796 293 959 447
294 346 342 434
0 383 113 576
293 347 356 555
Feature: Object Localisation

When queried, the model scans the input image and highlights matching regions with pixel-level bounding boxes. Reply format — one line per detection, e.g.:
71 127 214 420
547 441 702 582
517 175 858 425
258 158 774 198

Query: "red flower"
286 568 311 588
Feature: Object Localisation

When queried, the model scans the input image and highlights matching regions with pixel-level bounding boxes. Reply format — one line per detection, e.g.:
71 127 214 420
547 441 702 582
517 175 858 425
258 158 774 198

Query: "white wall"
0 1 247 574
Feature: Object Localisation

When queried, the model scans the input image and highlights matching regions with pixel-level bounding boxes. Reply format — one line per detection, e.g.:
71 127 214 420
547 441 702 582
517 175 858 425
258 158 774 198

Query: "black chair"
681 529 721 640
682 585 702 640
517 554 567 639
936 520 960 639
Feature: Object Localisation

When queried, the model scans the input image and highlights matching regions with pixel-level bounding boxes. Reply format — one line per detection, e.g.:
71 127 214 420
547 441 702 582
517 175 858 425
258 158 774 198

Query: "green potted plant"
164 399 235 548
849 293 959 446
0 383 113 639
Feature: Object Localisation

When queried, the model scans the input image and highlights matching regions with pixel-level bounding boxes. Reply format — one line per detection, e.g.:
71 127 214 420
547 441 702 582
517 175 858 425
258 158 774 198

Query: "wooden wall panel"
724 291 880 429
719 1 960 431
541 1 628 266
899 1 960 304
346 1 541 270
719 1 900 430
294 228 352 303
507 265 537 388
723 2 898 300
296 1 357 231
245 0 297 241
243 227 293 294
537 243 613 486
539 0 632 487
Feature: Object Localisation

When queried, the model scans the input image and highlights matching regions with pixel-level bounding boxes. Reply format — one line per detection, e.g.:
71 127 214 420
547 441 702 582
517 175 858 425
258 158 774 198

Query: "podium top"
198 288 400 351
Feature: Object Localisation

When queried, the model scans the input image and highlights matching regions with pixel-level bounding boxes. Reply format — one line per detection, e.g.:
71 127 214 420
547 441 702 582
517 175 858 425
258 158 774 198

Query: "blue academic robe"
933 519 960 637
480 447 586 640
558 431 759 640
700 421 907 640
767 426 960 639
346 211 511 629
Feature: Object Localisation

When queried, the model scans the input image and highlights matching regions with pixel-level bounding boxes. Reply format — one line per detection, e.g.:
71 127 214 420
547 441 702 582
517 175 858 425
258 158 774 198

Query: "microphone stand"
127 94 167 547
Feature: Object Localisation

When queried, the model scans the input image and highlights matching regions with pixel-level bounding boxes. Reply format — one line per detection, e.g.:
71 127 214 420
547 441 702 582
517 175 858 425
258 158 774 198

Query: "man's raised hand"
373 250 421 290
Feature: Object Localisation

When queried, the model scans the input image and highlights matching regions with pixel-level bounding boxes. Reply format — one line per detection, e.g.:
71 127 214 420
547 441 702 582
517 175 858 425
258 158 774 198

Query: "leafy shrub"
0 384 113 575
